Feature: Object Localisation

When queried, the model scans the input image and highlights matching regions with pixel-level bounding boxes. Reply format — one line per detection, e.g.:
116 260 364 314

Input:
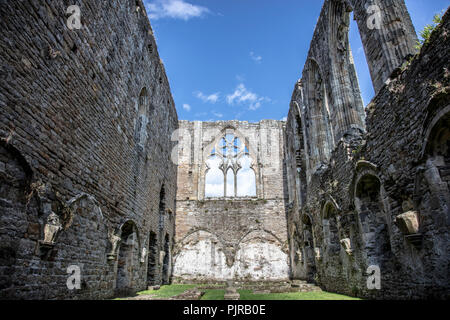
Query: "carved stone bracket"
340 238 353 255
394 210 422 249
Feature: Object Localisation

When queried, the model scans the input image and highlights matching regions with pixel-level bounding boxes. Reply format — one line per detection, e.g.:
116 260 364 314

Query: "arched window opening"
355 174 391 266
205 154 224 198
116 221 139 296
136 88 149 147
236 155 256 197
226 168 235 197
301 214 316 281
205 130 256 198
158 185 165 235
424 110 450 187
147 231 158 286
322 203 340 254
162 234 171 284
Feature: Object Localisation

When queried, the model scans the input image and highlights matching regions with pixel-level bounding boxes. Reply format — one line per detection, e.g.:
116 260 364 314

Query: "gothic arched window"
205 131 256 198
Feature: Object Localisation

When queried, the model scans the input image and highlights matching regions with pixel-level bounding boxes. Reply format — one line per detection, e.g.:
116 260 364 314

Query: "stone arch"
321 201 340 254
417 105 450 229
327 0 366 141
354 172 392 267
172 229 228 281
115 220 141 296
158 184 166 235
235 229 290 281
300 213 316 281
290 98 308 207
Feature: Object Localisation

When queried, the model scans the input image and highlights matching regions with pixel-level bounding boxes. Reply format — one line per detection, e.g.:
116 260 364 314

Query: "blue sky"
144 0 449 122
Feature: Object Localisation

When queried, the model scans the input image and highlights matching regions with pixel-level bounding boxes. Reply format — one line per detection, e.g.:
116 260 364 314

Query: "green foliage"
416 13 444 50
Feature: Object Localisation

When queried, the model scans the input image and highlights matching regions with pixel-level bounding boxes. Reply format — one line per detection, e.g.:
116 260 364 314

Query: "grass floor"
137 284 198 298
133 285 360 300
238 290 360 300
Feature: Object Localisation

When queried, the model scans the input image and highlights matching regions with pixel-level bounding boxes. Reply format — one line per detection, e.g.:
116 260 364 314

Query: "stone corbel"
340 238 353 255
107 232 122 261
394 210 422 249
38 212 62 258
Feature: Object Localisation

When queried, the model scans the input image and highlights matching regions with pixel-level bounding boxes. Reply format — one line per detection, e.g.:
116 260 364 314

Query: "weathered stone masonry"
173 120 290 282
285 0 449 299
0 0 177 299
1 0 449 300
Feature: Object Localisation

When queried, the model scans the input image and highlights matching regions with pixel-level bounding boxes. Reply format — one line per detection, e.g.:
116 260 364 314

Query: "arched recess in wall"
162 233 171 284
354 173 392 267
235 229 289 281
172 230 228 281
115 220 140 295
304 59 334 173
158 185 165 236
147 231 158 286
322 202 340 255
204 128 257 198
301 213 316 281
292 101 307 207
417 105 450 228
205 149 225 198
135 87 149 147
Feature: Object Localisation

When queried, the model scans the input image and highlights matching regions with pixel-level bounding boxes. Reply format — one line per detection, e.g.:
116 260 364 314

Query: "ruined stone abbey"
0 0 449 300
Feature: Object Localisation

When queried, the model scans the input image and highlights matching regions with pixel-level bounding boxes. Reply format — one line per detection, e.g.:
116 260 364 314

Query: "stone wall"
285 0 449 299
0 0 178 299
173 120 290 282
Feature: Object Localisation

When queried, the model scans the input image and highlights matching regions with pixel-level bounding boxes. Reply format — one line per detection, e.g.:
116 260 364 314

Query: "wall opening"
162 234 171 284
205 130 256 198
115 221 139 296
147 231 158 286
355 174 391 266
322 203 340 255
135 87 149 147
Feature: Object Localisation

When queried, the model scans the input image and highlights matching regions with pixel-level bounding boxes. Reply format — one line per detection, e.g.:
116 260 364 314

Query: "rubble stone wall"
0 0 178 299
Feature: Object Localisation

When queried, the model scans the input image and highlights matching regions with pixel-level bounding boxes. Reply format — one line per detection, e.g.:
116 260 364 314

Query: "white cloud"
250 51 262 64
195 91 220 104
145 0 210 21
226 83 270 111
182 103 191 111
212 111 223 118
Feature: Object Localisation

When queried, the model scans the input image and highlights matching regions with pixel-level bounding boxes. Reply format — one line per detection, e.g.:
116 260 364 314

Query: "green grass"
200 289 225 300
137 284 198 298
238 290 360 300
128 284 360 300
